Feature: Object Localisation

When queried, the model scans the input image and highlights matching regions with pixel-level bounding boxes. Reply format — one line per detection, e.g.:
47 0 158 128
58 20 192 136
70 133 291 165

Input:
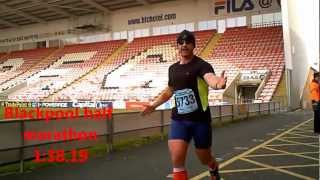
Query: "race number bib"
174 88 198 114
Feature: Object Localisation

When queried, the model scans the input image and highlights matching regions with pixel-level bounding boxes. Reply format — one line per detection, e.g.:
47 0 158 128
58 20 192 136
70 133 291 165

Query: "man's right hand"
141 104 156 116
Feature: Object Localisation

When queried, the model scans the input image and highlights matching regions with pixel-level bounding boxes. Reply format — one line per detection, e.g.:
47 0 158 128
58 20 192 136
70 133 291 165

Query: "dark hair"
177 30 196 47
314 72 320 78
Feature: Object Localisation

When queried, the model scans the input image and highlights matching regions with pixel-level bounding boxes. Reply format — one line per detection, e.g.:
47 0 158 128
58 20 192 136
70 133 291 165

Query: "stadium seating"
0 53 6 60
0 48 56 91
207 26 284 102
3 27 283 103
7 40 125 101
52 30 215 102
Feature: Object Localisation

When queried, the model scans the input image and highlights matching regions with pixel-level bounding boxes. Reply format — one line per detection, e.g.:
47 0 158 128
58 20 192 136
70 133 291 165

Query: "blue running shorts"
169 119 212 149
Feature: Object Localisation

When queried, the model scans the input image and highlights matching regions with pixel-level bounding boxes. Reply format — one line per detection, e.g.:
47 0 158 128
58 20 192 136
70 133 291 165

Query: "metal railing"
0 102 281 173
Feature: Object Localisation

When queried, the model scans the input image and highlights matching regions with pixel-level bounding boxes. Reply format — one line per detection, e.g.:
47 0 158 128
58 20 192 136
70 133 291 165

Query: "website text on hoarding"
128 13 176 25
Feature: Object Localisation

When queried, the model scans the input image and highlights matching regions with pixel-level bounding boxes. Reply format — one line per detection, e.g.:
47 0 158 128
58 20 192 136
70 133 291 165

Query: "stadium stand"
2 27 283 103
0 48 57 92
207 26 284 102
7 40 125 101
51 30 215 102
0 53 6 60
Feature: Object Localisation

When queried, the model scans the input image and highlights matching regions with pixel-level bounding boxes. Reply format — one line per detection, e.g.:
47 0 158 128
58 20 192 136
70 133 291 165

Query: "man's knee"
199 157 211 165
196 148 212 165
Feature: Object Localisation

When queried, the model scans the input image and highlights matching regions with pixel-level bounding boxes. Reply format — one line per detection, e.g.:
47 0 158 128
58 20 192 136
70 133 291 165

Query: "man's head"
177 30 196 47
177 30 196 58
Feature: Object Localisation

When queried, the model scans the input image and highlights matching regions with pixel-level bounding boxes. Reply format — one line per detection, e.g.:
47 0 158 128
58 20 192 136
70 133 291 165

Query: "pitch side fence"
0 102 280 173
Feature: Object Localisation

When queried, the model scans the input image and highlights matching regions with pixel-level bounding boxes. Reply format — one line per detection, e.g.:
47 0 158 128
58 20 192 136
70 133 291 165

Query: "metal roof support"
30 0 75 18
136 0 150 5
81 0 110 13
0 19 19 28
0 4 45 23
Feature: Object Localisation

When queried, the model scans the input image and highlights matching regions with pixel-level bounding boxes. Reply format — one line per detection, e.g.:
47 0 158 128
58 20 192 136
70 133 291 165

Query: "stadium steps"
199 33 222 59
101 58 129 89
255 70 271 100
0 69 23 86
256 67 284 102
0 48 59 86
0 48 60 93
100 43 159 89
0 68 26 86
23 48 62 78
44 42 129 101
222 72 240 104
270 69 287 107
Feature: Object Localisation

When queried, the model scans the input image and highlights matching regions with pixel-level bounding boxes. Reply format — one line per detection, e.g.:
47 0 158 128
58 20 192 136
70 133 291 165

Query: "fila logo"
214 0 254 15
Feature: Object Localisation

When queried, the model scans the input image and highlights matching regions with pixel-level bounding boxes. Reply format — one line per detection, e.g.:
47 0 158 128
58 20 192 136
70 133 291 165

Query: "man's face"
315 76 320 82
177 39 195 58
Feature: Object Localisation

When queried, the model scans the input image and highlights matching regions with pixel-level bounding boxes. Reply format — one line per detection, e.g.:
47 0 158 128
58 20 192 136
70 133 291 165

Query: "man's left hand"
218 70 227 89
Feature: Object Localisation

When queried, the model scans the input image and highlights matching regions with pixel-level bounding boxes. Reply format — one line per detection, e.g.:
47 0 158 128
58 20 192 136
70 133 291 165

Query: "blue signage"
214 0 254 15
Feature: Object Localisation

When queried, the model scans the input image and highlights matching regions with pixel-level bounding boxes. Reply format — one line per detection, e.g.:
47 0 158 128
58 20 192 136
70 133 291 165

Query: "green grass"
112 134 166 151
0 133 167 176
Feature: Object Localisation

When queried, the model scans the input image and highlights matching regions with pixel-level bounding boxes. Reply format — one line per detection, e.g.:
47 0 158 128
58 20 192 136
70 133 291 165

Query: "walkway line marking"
262 146 319 161
286 132 319 138
190 119 313 180
277 138 319 148
284 136 319 139
266 142 318 147
240 157 315 180
245 151 319 157
294 129 314 133
220 164 319 173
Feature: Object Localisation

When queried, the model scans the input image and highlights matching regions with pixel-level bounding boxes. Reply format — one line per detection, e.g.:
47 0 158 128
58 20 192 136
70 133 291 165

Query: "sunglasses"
177 39 193 45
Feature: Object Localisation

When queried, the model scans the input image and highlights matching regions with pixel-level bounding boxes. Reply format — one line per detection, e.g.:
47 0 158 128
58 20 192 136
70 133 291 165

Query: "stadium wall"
0 0 281 49
272 70 288 109
110 0 281 31
282 0 319 109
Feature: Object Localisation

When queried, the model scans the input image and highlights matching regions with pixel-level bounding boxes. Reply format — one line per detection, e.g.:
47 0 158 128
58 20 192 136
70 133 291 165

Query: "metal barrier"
0 102 281 173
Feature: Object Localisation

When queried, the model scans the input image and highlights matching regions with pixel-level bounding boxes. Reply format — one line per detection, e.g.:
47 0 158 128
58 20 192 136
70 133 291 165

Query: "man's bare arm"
152 86 174 107
141 86 174 116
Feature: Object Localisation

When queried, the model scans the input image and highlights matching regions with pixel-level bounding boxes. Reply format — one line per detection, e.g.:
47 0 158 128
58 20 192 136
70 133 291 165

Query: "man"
309 72 320 134
142 30 227 180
